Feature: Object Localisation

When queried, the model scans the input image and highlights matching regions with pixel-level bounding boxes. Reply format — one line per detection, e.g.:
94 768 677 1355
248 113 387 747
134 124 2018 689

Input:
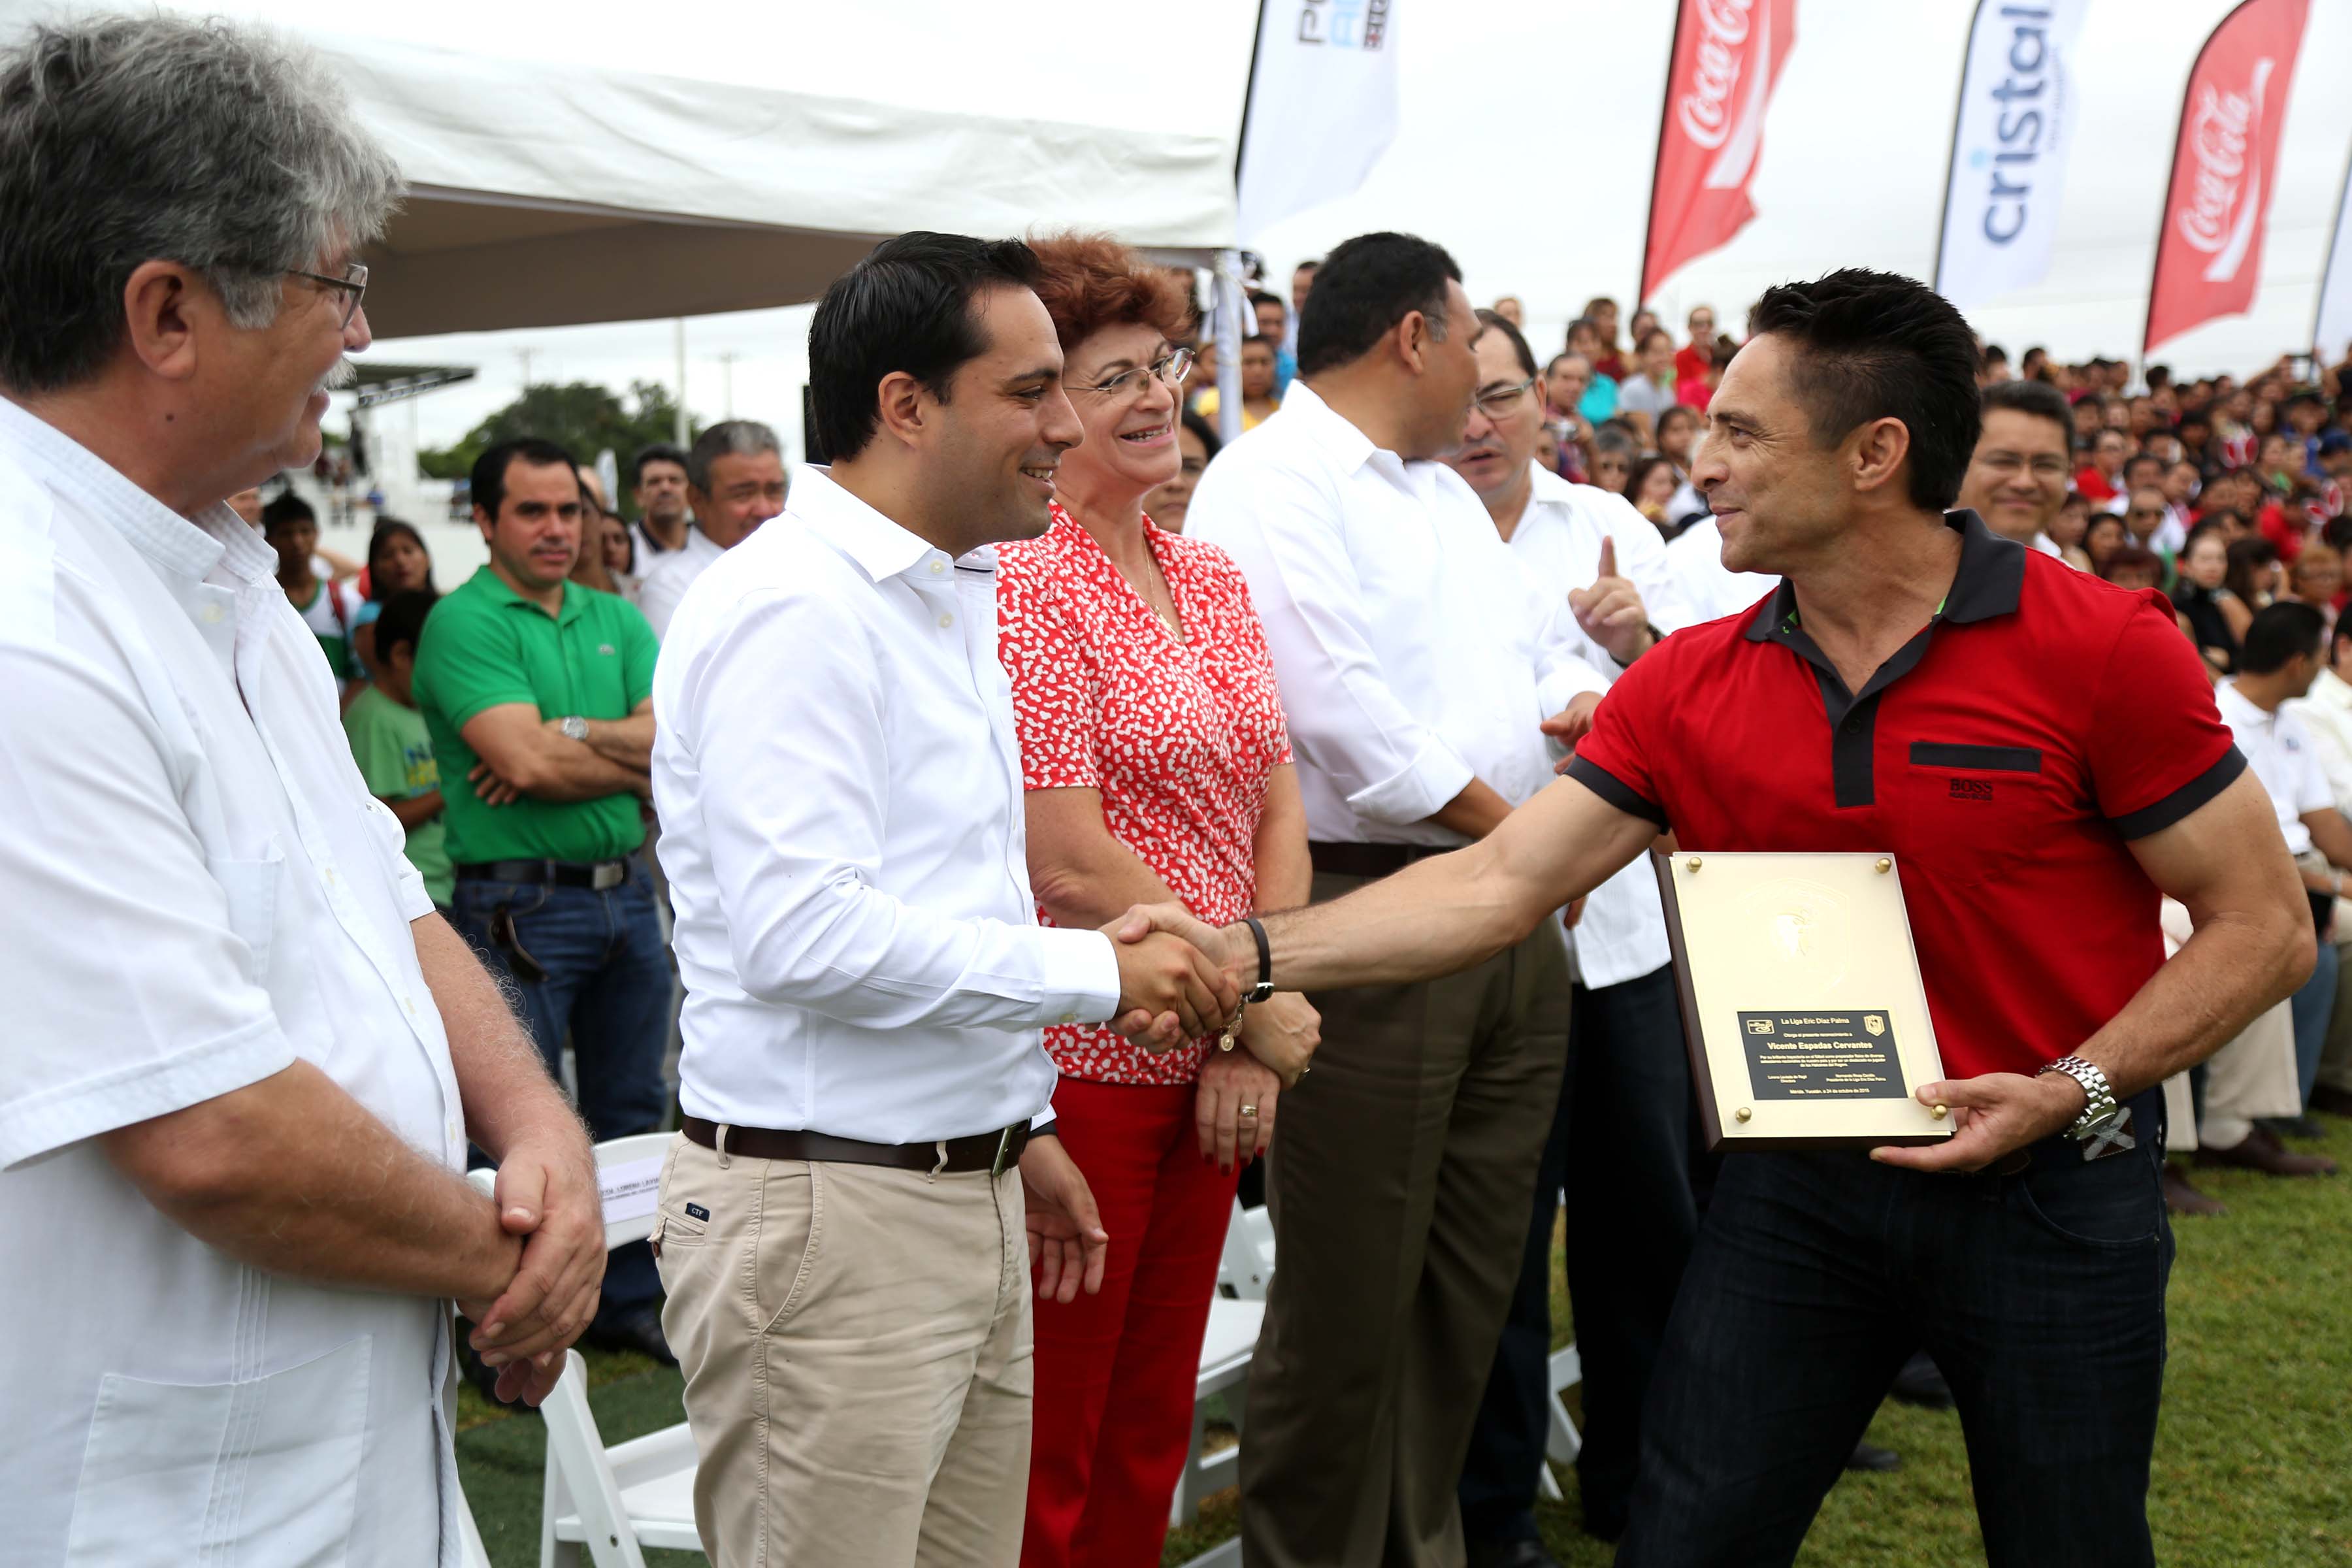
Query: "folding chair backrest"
465 1130 676 1251
1219 1198 1275 1301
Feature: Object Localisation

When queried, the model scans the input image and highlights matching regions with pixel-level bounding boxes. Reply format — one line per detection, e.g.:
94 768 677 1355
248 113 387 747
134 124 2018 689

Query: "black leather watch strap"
1242 914 1275 1003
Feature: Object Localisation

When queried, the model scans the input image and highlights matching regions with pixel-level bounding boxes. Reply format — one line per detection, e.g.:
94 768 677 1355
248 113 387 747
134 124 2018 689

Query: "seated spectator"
2227 534 2284 613
1147 408 1222 534
350 517 437 680
1252 289 1298 396
1674 304 1715 383
1584 295 1627 379
1625 455 1682 534
2121 487 2173 565
2082 511 2127 576
1586 423 1638 497
1193 333 1283 432
342 591 452 907
1654 404 1707 524
2287 542 2343 634
262 491 363 687
1614 327 1679 438
635 419 788 638
2176 521 2247 672
2075 428 2127 504
1979 343 2011 384
1491 293 1525 327
2286 617 2352 1121
1554 342 1617 427
2070 395 2105 449
2101 544 2166 592
2213 600 2352 1152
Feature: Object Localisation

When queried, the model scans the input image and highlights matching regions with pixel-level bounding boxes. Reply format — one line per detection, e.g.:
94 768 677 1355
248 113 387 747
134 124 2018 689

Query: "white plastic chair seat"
1198 1298 1263 1397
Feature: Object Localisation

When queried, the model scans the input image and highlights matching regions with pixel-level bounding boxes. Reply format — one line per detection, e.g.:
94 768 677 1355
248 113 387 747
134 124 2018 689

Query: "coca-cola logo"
1678 0 1756 150
2177 82 2253 253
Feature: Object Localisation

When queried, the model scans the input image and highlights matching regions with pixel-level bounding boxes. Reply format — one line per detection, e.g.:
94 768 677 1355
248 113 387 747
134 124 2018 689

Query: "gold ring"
1239 1104 1259 1118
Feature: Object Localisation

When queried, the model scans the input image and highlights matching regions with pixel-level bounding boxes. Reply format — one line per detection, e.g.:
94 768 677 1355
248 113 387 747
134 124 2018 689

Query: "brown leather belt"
681 1115 1030 1176
1308 840 1449 879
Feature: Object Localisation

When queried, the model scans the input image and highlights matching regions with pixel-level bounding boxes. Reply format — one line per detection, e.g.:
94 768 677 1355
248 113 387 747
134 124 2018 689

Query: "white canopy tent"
16 0 1254 337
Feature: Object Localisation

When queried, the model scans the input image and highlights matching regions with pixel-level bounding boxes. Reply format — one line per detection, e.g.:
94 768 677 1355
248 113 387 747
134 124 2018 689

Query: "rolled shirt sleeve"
2089 594 2246 838
0 640 297 1167
674 585 1122 1029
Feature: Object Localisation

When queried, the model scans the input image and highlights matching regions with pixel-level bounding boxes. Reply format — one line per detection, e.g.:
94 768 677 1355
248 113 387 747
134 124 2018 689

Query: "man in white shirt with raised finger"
0 18 602 1565
1440 307 1705 1556
649 231 1237 1568
1186 232 1615 1568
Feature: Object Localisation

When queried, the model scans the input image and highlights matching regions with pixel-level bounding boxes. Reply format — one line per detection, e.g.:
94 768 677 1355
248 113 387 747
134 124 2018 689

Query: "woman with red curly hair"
996 234 1320 1566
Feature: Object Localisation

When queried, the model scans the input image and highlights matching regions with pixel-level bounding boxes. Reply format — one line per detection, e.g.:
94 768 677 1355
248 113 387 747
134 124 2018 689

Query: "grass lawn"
461 1115 2352 1567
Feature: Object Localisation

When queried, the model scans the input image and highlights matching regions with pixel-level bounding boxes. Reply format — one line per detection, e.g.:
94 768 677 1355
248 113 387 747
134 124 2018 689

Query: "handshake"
1097 906 1319 1084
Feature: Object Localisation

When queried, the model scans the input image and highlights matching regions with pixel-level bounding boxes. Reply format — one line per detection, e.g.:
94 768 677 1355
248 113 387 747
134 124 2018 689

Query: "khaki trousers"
2158 898 2302 1149
1239 870 1571 1568
653 1134 1032 1568
2322 912 2352 1096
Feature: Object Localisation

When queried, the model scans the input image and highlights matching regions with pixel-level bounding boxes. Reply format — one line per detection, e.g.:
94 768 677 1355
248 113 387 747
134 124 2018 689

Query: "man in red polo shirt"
1120 270 2312 1567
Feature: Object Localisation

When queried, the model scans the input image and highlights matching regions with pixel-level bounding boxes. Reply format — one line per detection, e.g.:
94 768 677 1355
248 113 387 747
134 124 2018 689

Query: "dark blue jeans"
1460 964 1699 1544
451 860 674 1318
1617 1090 2172 1568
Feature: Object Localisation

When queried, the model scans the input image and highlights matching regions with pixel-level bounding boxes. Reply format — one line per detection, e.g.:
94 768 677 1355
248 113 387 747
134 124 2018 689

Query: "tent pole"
1215 252 1245 446
674 318 690 446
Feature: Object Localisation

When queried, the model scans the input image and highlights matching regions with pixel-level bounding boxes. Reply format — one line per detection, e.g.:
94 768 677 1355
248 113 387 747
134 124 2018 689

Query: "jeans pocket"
2012 1154 2163 1250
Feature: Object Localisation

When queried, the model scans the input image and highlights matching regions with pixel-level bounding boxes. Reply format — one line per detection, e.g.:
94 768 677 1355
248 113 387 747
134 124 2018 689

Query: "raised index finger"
1596 536 1617 580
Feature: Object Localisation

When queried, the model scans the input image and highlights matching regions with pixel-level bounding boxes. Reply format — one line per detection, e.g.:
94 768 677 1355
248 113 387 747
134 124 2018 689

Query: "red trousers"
1024 1077 1240 1568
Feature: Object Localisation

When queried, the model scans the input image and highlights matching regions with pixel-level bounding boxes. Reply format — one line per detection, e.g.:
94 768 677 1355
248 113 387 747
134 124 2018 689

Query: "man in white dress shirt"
0 18 602 1564
2286 615 2352 1119
1186 233 1615 1568
633 419 787 639
649 232 1237 1568
1441 310 1703 1559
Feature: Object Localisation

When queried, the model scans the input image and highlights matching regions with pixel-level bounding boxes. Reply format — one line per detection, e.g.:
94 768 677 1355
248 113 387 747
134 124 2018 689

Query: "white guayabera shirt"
0 397 467 1567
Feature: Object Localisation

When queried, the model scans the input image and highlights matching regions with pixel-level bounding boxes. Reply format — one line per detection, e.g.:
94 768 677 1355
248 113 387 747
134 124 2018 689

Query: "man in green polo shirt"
412 435 674 1365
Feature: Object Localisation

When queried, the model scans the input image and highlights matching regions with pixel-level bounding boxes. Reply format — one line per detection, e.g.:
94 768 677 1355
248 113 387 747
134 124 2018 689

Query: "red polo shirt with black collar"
1567 510 2246 1082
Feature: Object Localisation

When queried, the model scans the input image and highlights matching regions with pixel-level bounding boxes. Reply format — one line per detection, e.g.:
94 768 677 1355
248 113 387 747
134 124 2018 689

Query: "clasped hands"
456 1130 606 1408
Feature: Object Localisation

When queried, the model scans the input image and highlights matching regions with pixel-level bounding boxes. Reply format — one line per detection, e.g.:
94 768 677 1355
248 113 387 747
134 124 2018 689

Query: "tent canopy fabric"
5 1 1248 338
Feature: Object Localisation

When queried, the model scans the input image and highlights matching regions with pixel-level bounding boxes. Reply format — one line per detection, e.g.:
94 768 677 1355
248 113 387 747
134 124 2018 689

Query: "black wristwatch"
1240 914 1275 1004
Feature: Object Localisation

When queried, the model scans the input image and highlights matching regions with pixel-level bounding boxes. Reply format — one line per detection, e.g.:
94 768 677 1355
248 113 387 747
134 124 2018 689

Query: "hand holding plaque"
1653 851 1953 1150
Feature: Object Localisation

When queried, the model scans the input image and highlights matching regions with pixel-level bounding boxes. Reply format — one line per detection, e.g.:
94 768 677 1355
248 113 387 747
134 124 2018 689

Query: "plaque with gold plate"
1652 850 1953 1151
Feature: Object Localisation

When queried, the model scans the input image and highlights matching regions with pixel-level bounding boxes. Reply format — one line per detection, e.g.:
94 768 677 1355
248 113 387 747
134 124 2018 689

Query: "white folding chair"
1537 1344 1585 1501
456 1482 495 1568
1216 1196 1276 1302
1173 1199 1279 1530
468 1132 702 1568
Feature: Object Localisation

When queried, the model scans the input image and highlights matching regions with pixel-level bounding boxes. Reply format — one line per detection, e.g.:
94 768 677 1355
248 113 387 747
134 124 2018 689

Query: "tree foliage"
420 380 694 517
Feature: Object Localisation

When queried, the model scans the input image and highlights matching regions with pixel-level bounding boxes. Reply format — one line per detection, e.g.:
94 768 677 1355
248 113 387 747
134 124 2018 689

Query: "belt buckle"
592 860 625 892
990 1125 1014 1178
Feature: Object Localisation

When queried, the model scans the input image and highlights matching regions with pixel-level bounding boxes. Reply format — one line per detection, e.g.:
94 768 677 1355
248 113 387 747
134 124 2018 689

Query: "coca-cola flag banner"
1236 0 1402 244
1934 0 2092 313
1641 0 1798 305
2144 0 2310 355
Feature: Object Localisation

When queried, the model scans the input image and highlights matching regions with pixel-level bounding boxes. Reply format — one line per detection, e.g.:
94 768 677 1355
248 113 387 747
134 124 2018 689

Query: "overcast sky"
359 0 2352 459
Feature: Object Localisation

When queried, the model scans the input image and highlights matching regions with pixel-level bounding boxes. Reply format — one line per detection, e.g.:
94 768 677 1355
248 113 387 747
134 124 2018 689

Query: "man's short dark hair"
370 589 435 666
472 436 581 521
2123 453 2165 485
260 492 315 533
1248 289 1285 317
2241 601 2327 674
1296 232 1461 379
1746 269 1983 510
1181 408 1222 466
808 231 1042 463
1982 344 2009 366
631 442 687 485
1474 310 1537 380
1981 378 2070 443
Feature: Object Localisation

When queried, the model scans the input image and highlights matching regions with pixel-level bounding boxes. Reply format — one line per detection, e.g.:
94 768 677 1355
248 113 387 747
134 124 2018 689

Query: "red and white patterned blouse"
997 504 1293 1085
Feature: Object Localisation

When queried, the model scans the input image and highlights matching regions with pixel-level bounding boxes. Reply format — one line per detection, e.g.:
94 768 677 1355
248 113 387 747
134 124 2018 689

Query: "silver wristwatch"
560 715 590 742
2038 1054 2120 1143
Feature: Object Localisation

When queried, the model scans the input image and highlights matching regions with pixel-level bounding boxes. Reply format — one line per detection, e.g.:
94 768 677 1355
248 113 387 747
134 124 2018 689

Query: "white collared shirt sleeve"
0 638 297 1168
672 583 1119 1028
1196 465 1474 825
2291 683 2352 815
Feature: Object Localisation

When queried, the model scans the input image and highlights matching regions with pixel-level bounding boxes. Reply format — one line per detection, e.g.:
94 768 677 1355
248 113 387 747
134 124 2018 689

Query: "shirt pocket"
64 1333 372 1565
1896 740 2055 889
206 852 286 987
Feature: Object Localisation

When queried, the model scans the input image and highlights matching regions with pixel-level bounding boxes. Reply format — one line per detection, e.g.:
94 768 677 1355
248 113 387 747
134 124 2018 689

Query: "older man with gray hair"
635 417 787 638
0 16 602 1561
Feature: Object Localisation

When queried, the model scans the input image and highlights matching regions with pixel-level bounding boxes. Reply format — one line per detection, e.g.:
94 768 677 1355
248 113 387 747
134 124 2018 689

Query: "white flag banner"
1934 0 2093 314
1235 0 1401 244
2317 152 2352 361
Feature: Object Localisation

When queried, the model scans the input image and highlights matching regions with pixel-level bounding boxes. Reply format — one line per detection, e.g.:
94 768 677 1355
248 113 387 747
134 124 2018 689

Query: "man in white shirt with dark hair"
1186 231 1612 1568
649 231 1236 1568
0 18 601 1563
